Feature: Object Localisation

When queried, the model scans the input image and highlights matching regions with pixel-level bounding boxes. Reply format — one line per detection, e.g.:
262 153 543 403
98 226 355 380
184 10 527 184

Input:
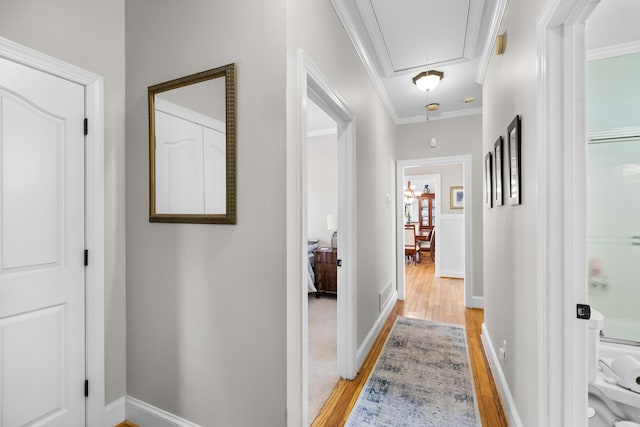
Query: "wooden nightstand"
313 247 337 296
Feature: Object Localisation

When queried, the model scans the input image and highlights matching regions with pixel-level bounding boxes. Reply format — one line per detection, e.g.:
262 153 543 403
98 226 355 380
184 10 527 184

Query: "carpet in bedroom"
308 295 338 425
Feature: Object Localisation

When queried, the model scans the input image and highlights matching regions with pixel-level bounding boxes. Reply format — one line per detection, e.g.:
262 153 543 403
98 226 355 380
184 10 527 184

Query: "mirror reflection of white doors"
154 98 226 214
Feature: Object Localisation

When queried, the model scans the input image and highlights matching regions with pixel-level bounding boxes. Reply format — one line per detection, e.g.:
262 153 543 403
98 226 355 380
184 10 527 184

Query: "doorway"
305 96 339 423
536 0 599 424
396 155 474 307
0 37 105 426
295 51 357 426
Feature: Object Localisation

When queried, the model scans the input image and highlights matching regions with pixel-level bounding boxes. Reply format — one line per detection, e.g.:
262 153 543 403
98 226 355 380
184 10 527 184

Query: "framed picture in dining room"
494 136 504 206
484 152 492 208
450 186 464 210
507 115 521 205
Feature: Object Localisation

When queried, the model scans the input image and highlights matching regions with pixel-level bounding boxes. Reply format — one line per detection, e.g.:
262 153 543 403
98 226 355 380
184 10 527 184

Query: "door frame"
536 0 599 424
396 155 474 307
292 50 358 426
0 37 105 425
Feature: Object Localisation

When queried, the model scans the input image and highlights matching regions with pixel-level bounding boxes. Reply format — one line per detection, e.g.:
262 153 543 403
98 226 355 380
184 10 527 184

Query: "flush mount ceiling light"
425 103 440 111
464 97 476 104
412 70 444 92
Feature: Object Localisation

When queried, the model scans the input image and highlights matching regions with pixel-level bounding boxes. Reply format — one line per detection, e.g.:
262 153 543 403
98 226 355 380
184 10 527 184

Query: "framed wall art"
494 136 503 206
450 186 464 210
485 152 492 208
507 115 521 205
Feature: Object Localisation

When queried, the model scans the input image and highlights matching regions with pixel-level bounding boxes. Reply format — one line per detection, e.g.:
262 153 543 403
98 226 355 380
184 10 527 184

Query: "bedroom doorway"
305 97 339 423
296 50 357 426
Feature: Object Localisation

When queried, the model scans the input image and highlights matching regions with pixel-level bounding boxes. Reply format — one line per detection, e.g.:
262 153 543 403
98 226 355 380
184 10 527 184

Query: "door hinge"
84 379 89 397
84 118 88 136
577 304 591 320
336 259 342 267
84 249 89 266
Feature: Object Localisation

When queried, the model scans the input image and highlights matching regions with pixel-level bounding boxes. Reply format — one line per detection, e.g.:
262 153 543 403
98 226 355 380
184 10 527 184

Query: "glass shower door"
587 136 640 343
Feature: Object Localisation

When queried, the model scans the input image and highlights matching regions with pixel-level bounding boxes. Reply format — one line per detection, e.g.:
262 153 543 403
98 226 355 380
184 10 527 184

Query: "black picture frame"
494 136 504 207
484 152 493 208
507 115 521 205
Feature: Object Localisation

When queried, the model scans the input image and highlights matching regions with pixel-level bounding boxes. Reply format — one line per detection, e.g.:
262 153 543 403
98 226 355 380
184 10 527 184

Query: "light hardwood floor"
311 257 507 426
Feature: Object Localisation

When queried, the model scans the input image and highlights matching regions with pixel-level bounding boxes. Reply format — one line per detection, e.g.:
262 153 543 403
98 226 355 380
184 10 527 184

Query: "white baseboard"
481 323 523 427
105 396 126 427
356 289 397 369
126 396 202 427
439 270 464 279
472 296 484 308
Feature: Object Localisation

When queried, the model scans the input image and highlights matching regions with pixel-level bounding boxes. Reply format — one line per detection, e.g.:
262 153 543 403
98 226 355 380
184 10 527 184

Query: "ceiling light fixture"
426 103 439 111
412 70 444 92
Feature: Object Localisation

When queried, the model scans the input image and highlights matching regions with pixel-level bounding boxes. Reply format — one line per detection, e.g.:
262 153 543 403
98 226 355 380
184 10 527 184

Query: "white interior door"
0 56 86 426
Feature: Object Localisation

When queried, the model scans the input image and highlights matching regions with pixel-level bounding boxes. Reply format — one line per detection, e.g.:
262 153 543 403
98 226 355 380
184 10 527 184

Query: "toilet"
588 309 640 427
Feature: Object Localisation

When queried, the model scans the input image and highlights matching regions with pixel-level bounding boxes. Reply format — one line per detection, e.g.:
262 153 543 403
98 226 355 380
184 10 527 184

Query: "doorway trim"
396 155 474 308
294 50 357 426
0 37 105 425
536 0 599 424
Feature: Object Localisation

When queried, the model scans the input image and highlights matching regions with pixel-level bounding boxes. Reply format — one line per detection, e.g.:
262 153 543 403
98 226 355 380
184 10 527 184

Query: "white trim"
356 289 398 369
588 126 640 141
105 396 126 427
588 40 640 61
396 155 474 307
290 50 358 427
330 0 399 124
396 107 483 125
481 324 524 427
476 0 508 84
307 128 337 138
438 213 465 279
0 36 106 427
537 1 599 425
472 296 484 308
354 0 394 78
126 396 201 427
464 0 487 59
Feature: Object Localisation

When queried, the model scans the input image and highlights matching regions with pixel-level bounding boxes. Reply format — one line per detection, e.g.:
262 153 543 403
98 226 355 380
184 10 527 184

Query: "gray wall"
482 0 544 424
308 133 338 247
125 1 287 425
0 0 127 404
396 115 484 299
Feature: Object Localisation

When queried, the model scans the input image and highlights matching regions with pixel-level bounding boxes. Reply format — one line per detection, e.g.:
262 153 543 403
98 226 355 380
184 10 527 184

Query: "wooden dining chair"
404 225 419 265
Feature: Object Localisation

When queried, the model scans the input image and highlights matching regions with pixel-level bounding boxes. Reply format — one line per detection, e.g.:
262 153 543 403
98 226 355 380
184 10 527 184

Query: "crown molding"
331 0 399 124
588 40 640 61
397 106 482 125
464 0 487 59
476 0 508 84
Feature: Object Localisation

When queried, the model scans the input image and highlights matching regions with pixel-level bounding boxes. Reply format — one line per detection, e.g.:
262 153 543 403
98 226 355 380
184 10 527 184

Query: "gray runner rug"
345 317 481 427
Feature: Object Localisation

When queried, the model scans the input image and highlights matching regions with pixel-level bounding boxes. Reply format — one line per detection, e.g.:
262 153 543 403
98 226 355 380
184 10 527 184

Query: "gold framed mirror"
148 63 236 224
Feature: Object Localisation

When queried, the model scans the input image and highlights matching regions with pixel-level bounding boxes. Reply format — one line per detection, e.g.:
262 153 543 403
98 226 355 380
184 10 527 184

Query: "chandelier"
403 180 417 205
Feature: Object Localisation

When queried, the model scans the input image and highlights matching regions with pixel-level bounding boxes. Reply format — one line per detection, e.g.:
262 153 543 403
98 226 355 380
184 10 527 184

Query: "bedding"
307 239 319 293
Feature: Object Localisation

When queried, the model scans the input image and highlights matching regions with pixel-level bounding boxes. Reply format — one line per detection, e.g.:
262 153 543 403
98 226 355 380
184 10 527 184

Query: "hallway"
311 258 507 426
